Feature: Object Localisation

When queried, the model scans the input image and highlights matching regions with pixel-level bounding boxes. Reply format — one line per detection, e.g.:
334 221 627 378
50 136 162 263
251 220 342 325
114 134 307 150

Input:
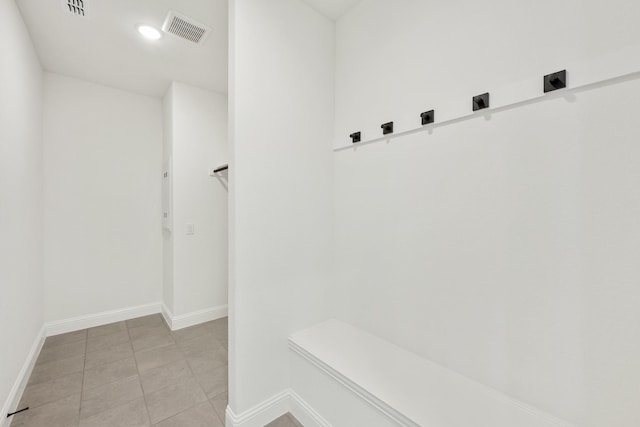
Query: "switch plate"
186 223 195 235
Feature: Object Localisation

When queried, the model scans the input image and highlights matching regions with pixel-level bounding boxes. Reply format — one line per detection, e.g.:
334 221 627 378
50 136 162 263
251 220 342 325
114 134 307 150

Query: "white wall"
165 82 228 317
229 0 335 415
43 73 163 323
0 0 44 420
333 1 640 426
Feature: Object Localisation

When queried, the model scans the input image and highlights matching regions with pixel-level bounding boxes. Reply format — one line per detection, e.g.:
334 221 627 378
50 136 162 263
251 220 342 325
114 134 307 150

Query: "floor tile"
139 359 193 395
265 413 304 427
196 365 227 399
131 328 174 353
135 344 184 373
16 317 229 427
78 398 149 427
144 377 207 424
204 318 227 339
83 357 138 391
170 323 211 343
128 324 169 341
43 330 87 349
85 341 134 370
205 317 227 329
152 401 222 427
175 334 222 358
87 321 127 339
185 347 227 375
218 338 228 350
20 372 83 409
80 375 143 419
286 413 304 427
36 341 85 365
28 355 84 386
86 329 130 354
10 393 80 427
126 314 165 330
209 392 227 424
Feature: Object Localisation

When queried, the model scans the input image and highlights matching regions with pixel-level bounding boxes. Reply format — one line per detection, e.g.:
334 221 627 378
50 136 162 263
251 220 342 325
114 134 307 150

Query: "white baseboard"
161 303 174 330
226 390 291 427
226 389 330 427
289 390 332 427
168 305 228 331
44 302 228 336
1 327 45 427
44 302 162 336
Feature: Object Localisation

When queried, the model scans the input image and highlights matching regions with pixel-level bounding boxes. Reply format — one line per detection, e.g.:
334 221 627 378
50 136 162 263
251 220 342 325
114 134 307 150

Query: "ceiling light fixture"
137 25 162 41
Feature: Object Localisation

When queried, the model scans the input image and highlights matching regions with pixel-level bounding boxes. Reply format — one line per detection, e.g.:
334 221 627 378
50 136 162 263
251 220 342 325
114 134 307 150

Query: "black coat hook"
350 132 361 143
544 70 567 93
473 93 490 111
420 110 435 125
381 122 394 135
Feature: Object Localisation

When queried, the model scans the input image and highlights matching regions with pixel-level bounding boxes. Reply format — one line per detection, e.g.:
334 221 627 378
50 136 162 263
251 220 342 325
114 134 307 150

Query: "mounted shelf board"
335 46 640 151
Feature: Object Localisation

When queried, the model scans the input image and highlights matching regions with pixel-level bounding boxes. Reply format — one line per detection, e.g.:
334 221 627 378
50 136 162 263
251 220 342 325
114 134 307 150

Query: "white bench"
289 320 575 427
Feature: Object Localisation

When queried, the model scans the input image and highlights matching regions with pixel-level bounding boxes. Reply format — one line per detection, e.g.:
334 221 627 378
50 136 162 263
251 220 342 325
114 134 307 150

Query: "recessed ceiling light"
137 25 162 41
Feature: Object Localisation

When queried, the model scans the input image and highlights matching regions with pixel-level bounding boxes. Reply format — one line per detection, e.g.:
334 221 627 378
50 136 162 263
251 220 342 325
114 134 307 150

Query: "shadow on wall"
214 172 228 191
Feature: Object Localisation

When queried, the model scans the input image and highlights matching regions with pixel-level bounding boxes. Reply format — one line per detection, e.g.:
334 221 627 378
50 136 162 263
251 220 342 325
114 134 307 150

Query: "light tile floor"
11 315 301 427
11 315 226 426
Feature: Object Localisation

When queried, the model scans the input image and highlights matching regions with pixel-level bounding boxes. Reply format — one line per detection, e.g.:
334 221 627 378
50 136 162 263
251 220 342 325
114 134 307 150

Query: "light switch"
186 223 195 235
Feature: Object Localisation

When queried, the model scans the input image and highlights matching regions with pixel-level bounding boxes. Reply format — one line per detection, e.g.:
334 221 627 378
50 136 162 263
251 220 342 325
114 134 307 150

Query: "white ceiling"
16 0 228 98
300 0 362 20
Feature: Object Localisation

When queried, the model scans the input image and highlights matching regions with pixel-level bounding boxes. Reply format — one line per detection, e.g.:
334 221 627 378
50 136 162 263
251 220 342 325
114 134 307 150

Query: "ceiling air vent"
162 11 211 44
61 0 88 17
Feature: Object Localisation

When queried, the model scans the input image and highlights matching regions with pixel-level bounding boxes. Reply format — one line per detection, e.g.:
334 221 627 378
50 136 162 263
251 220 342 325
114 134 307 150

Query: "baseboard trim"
170 305 228 331
225 389 330 427
1 327 45 427
44 302 162 336
161 303 174 330
289 390 332 427
44 302 228 336
226 390 291 427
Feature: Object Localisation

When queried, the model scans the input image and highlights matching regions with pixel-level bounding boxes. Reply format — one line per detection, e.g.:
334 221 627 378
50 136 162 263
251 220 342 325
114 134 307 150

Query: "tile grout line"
128 316 209 424
21 319 208 426
84 326 135 371
17 331 87 425
183 340 217 422
81 364 139 393
41 333 87 350
83 321 163 424
126 319 154 426
77 328 88 426
65 317 224 426
144 319 226 425
198 322 229 425
147 327 212 425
